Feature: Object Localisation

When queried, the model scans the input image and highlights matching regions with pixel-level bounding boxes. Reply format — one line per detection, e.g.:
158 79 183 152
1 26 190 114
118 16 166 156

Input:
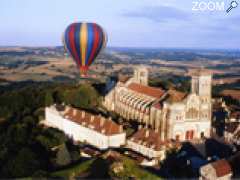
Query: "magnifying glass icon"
226 1 238 13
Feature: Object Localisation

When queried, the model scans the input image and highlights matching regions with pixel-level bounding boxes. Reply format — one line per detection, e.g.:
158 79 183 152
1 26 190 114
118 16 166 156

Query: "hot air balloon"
63 22 107 76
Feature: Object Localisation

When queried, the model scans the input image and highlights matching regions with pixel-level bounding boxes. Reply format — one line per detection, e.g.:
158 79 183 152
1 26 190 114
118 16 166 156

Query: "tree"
62 84 100 110
89 157 110 178
45 91 54 106
56 143 71 166
36 128 67 150
53 90 64 104
2 148 40 178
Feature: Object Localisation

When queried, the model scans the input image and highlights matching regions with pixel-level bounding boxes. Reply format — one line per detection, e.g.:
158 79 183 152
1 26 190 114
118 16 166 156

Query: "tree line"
0 81 101 177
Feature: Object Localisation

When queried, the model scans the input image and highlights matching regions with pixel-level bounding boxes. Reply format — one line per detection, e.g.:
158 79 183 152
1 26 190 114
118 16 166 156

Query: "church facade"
103 67 212 141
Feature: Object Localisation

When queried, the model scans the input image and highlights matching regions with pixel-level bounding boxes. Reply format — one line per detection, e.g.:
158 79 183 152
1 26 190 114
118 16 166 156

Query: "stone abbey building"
103 67 212 141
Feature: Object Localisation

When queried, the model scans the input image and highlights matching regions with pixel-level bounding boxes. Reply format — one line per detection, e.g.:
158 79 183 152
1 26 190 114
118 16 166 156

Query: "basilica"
103 67 212 141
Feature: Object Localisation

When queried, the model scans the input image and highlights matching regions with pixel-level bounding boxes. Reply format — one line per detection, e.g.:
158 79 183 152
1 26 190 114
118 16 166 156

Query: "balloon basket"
76 73 100 85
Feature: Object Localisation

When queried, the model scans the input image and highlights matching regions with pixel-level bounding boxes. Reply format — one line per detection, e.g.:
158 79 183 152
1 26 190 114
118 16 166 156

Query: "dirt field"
221 90 240 100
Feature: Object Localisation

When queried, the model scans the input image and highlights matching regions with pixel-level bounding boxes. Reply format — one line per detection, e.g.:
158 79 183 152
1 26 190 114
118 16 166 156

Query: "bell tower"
133 66 148 86
190 69 212 139
191 70 212 103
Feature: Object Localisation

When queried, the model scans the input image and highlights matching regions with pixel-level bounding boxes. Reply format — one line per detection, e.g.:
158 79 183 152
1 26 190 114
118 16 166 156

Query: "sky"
0 0 239 49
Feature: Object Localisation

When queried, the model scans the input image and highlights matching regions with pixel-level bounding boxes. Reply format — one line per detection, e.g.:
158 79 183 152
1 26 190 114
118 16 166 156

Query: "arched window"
185 130 194 140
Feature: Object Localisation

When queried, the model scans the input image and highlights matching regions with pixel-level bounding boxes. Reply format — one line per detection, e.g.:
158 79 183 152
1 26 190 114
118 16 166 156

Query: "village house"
200 159 232 180
127 128 181 165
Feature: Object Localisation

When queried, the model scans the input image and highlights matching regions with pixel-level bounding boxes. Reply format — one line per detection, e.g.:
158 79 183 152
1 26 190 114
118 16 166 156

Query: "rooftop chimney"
90 115 94 122
81 111 85 118
100 117 105 127
145 129 149 138
73 109 77 116
119 125 123 133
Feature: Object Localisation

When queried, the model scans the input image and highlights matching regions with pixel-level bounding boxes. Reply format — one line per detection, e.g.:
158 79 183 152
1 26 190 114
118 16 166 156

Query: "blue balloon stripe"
86 24 94 66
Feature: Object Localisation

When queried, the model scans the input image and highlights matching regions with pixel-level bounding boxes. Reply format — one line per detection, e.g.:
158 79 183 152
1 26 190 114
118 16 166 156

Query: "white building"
43 105 126 150
103 66 212 142
200 159 232 180
127 128 181 163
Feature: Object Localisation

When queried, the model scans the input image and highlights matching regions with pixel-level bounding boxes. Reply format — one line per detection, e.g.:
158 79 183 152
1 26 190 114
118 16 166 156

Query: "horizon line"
0 45 239 51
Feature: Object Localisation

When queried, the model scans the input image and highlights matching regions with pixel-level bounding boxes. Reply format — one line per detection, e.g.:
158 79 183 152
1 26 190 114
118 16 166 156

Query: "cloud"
201 15 240 33
119 4 240 48
122 5 191 22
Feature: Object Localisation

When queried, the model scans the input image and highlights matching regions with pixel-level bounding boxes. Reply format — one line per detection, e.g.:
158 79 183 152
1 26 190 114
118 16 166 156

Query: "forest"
0 81 100 177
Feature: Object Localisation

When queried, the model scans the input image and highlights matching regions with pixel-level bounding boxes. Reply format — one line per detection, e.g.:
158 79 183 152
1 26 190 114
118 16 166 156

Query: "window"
185 130 194 140
185 131 189 140
190 130 194 139
176 116 182 121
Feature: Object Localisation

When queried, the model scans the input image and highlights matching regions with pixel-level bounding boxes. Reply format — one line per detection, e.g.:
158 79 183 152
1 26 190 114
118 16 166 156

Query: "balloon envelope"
63 22 107 76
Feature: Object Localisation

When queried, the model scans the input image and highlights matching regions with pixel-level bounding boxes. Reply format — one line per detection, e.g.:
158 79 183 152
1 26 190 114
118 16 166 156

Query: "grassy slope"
51 156 161 179
51 159 95 178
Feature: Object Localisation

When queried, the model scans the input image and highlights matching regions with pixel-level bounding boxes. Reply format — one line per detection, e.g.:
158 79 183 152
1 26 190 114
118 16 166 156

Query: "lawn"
50 159 94 178
117 156 162 179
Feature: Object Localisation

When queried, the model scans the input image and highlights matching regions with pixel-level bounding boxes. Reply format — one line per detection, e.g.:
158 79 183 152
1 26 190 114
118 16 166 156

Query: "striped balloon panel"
64 22 106 69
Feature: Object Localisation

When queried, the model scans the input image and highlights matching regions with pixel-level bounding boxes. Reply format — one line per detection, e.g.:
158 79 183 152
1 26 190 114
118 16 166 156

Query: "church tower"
191 69 212 132
133 66 148 86
191 70 212 103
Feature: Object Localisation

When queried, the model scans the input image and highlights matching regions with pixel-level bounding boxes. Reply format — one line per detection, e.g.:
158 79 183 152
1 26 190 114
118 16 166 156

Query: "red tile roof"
211 159 232 177
63 107 123 136
129 128 180 151
127 83 165 99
